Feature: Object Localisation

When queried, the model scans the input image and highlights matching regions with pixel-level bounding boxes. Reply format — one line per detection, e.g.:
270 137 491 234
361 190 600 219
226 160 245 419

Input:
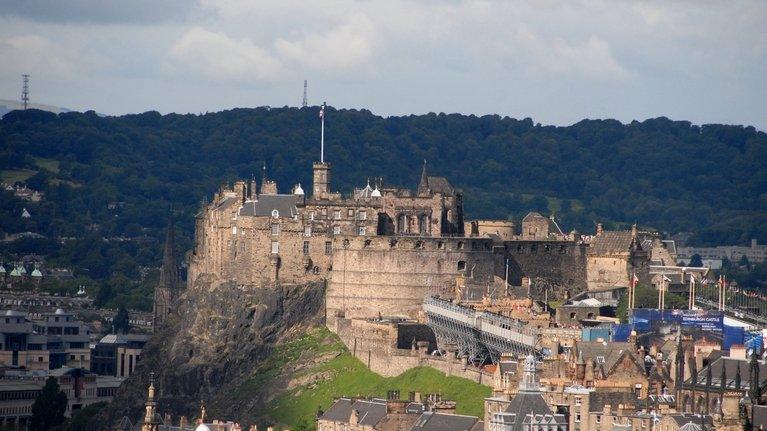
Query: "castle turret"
312 161 331 200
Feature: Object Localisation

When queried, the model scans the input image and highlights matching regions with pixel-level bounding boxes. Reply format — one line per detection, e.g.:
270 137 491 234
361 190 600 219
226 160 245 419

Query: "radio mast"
302 80 308 107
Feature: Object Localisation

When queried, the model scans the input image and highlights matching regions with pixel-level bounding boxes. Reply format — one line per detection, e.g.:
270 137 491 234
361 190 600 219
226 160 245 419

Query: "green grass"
33 157 60 174
249 327 491 430
1 169 37 184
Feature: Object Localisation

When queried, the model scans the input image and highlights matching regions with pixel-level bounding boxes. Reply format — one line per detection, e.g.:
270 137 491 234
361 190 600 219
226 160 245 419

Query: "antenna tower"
21 74 30 110
302 80 308 107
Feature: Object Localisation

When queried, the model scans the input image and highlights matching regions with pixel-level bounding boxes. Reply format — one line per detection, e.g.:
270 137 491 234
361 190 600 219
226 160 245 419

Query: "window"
321 208 327 216
271 224 280 236
304 226 312 237
303 241 309 255
232 226 237 235
358 211 367 220
271 209 279 218
309 211 315 220
271 241 279 254
332 225 341 235
596 356 605 364
457 241 464 250
347 208 354 217
325 241 332 255
358 227 366 236
575 413 581 423
575 396 581 406
457 261 466 271
334 210 341 220
596 415 601 424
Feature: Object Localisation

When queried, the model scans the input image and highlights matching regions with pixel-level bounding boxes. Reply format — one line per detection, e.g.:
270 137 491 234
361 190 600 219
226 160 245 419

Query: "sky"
0 0 765 129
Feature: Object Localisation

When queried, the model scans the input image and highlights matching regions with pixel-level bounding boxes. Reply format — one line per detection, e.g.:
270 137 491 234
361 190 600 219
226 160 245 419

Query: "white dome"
293 183 305 195
371 186 381 198
195 424 211 431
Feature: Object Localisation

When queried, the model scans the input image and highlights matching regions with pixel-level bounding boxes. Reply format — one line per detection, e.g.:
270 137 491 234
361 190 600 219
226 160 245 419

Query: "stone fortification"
327 235 495 322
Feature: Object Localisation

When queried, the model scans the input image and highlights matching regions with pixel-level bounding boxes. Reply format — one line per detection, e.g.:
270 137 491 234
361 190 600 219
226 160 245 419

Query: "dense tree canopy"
1 107 765 307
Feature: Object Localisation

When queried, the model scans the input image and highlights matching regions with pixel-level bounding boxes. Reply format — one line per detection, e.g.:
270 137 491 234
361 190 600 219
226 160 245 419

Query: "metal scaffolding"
423 295 540 364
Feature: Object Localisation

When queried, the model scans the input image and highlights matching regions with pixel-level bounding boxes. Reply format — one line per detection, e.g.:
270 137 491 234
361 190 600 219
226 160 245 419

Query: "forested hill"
0 107 765 307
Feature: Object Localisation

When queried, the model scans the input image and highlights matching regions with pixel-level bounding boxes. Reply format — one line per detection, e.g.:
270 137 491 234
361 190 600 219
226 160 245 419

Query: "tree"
739 255 751 269
30 377 67 431
113 304 130 334
689 253 704 267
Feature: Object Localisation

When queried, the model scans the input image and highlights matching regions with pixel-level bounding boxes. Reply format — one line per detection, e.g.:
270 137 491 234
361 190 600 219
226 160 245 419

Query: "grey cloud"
0 0 197 24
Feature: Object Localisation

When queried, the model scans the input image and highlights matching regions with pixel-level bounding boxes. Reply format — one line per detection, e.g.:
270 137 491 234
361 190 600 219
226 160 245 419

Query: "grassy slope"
237 327 491 430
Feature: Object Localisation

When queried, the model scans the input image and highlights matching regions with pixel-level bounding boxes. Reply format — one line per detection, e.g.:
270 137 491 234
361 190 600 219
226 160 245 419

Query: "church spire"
159 212 180 292
418 159 429 195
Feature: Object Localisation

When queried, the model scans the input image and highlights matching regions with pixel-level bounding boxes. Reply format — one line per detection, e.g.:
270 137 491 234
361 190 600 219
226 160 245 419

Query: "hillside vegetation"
1 107 765 309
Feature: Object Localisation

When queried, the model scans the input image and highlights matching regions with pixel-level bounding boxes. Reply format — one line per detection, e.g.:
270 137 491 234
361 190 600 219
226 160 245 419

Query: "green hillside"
230 327 491 430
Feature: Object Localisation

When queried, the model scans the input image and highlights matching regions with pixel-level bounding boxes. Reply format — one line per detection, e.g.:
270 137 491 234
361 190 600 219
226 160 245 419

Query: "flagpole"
320 102 326 163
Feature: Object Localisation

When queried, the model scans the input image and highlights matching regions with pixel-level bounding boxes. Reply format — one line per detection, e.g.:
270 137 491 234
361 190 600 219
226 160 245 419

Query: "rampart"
332 317 494 384
326 235 495 323
496 240 588 301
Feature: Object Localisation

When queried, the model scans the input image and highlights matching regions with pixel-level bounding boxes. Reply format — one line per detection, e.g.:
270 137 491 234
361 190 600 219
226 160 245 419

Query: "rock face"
94 276 326 429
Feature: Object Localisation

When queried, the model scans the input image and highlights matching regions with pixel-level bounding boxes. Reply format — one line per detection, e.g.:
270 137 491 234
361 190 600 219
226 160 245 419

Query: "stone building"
485 355 568 431
586 224 649 291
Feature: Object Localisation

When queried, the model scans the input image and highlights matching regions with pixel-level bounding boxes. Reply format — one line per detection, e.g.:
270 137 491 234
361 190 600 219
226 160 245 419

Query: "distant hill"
0 107 765 308
0 99 72 117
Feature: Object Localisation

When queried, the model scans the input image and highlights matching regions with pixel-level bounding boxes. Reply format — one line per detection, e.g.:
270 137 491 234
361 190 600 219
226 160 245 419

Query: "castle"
182 150 667 331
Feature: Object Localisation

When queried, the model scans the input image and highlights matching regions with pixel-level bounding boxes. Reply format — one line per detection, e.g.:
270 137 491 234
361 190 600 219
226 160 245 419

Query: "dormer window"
271 209 279 218
271 224 280 236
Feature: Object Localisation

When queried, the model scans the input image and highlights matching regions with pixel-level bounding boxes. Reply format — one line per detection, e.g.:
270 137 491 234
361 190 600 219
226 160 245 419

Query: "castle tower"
142 373 160 431
153 214 181 329
312 162 331 200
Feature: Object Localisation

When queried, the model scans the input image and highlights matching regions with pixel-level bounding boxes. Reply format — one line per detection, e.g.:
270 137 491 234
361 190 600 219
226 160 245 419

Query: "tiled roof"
319 398 388 427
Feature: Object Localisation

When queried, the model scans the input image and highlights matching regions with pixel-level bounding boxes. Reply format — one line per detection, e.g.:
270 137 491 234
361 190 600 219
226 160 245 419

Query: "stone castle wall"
497 240 588 301
327 236 495 322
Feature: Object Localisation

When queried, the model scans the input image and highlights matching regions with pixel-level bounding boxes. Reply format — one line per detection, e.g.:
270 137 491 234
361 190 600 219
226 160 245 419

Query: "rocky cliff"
94 275 326 429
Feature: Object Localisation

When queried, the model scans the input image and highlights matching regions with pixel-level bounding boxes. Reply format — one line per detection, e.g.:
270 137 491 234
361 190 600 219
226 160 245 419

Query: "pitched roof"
669 414 713 429
239 194 300 218
411 411 478 431
590 231 634 255
500 391 554 431
685 356 767 391
426 176 455 196
319 398 388 427
574 341 640 374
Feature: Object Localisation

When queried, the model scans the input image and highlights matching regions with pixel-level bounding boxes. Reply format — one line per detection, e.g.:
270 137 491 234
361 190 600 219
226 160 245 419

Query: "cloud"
0 34 76 79
169 27 282 81
0 0 197 24
275 14 377 72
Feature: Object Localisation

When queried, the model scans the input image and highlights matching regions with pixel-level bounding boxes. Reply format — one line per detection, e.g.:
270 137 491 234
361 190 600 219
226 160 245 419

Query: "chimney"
596 223 603 236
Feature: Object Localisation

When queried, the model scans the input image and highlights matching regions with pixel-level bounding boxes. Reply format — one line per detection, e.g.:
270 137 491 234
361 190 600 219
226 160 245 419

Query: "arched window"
271 209 279 218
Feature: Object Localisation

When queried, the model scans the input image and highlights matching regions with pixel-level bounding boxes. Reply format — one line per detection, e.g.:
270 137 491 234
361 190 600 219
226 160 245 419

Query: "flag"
319 104 325 119
632 271 639 285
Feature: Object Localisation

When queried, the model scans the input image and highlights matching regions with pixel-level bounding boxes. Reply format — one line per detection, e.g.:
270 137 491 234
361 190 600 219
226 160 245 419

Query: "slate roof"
684 356 767 391
752 405 767 429
319 398 388 427
411 411 478 431
426 176 455 196
239 195 300 218
574 341 640 374
497 391 555 431
591 231 634 255
668 414 713 429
